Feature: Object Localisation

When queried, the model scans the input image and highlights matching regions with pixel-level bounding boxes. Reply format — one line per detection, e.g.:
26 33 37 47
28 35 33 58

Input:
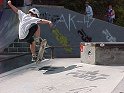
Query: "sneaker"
32 55 37 62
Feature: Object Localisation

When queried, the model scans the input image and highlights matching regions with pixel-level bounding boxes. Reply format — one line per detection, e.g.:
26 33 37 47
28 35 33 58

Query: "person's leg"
34 25 40 37
21 37 37 61
109 17 113 23
111 18 113 23
34 25 42 45
30 41 36 56
28 37 37 61
21 23 39 61
30 41 37 61
107 17 110 22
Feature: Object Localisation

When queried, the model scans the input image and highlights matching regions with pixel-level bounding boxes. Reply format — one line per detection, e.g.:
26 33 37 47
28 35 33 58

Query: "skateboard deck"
36 39 47 64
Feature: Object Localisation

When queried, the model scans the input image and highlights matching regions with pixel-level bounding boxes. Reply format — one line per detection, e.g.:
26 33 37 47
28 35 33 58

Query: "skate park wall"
1 5 124 58
0 9 19 53
35 5 124 42
0 54 32 74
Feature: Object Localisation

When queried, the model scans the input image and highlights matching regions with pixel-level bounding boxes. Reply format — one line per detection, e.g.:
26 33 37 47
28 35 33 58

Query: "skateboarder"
8 0 52 61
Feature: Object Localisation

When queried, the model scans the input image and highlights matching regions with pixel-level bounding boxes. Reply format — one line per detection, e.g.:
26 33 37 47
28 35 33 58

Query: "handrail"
48 45 79 59
0 45 79 62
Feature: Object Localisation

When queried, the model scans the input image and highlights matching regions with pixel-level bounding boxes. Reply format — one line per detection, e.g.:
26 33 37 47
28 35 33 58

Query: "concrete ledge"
80 42 124 65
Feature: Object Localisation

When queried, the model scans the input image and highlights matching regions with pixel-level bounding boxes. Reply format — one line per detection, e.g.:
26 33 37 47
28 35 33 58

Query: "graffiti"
69 14 77 31
57 14 68 29
59 14 95 30
84 16 95 28
41 11 119 42
66 86 97 93
77 16 95 28
77 29 92 42
42 11 96 32
52 14 94 31
88 50 92 56
102 29 116 42
57 14 77 31
66 70 109 81
42 86 57 93
99 48 116 62
41 86 97 93
42 12 60 23
42 12 77 31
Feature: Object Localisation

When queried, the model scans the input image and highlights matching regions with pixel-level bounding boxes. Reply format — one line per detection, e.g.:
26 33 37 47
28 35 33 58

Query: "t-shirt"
107 9 115 19
86 5 93 17
18 10 41 39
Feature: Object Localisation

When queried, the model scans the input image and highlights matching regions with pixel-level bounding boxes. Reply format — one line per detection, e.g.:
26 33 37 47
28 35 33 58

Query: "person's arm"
8 0 19 13
89 6 93 14
112 10 115 16
38 19 53 27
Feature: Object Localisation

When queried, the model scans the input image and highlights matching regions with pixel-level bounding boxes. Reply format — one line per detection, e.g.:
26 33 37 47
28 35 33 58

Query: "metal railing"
48 45 79 59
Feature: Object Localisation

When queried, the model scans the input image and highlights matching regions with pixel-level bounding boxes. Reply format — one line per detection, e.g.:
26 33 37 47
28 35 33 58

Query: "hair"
29 11 38 18
85 1 89 4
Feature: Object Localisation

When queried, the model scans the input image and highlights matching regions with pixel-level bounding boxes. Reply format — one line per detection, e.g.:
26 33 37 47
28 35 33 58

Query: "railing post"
51 46 54 59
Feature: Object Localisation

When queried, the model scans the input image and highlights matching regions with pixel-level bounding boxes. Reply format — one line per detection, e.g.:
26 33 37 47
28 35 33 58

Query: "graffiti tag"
66 70 109 81
78 29 92 42
77 16 95 28
102 29 116 42
66 86 97 93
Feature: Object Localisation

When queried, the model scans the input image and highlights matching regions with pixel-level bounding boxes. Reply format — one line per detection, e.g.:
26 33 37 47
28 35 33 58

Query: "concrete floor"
0 58 124 93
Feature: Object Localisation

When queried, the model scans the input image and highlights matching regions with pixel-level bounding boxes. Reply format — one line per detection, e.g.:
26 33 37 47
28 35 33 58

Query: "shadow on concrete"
39 65 77 74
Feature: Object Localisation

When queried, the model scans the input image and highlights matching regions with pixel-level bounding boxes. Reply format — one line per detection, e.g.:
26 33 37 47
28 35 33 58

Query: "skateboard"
36 39 47 64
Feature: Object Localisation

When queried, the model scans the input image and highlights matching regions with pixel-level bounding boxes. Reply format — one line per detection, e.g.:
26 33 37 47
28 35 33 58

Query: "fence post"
51 46 54 59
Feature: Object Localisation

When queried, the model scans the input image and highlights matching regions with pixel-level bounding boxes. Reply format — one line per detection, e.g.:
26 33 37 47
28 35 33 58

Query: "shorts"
21 23 38 44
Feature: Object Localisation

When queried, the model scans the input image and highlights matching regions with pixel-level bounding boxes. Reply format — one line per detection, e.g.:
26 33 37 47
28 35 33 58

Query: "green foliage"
58 0 84 13
52 28 72 53
114 6 124 26
58 0 124 27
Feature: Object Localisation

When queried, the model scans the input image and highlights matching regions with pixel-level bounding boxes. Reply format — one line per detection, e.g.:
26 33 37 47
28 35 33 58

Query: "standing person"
8 0 52 61
85 1 93 18
106 5 115 23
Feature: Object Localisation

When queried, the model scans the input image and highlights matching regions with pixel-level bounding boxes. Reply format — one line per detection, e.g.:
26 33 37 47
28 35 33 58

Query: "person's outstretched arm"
8 0 19 13
38 19 53 27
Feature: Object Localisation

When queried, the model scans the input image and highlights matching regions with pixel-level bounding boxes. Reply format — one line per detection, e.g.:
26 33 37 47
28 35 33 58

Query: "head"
108 5 112 9
28 8 40 18
85 1 89 7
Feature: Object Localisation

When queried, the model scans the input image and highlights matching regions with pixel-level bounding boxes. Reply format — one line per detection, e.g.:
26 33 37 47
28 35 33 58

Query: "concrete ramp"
0 58 124 93
0 9 19 53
